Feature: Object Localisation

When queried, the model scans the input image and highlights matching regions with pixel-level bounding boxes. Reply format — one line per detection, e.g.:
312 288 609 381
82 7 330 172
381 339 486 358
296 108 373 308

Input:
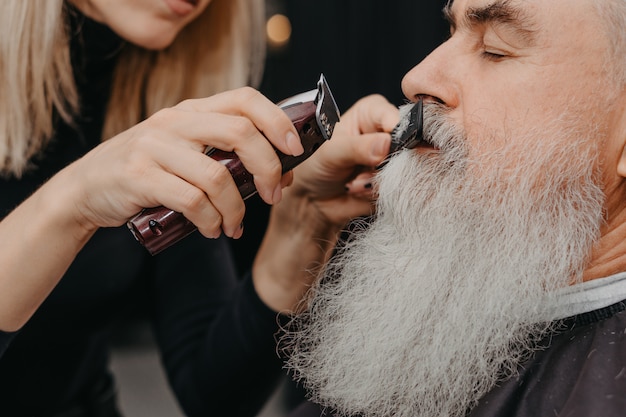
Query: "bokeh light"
266 14 292 49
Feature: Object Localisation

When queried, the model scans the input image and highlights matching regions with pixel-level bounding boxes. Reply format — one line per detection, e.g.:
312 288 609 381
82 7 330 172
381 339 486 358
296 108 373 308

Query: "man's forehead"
446 0 537 25
446 0 593 23
444 0 542 44
448 0 530 13
445 0 603 48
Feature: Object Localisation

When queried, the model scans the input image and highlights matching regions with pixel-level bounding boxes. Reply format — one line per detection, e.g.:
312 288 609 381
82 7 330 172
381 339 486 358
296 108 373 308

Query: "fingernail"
272 184 283 204
286 132 304 156
233 222 244 239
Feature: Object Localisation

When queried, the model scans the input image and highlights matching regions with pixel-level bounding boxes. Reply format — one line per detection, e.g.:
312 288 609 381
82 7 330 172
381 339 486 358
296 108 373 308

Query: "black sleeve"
148 232 288 417
0 330 17 358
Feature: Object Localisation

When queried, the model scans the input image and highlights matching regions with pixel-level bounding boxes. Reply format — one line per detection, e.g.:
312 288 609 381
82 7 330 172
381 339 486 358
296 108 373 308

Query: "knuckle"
197 215 223 238
354 93 388 111
235 86 261 102
267 157 283 179
122 144 153 178
250 158 282 194
269 167 283 186
230 203 246 223
178 187 206 212
123 158 150 181
204 162 233 189
128 132 156 150
369 93 387 102
176 98 195 108
148 107 177 124
229 117 257 141
268 110 289 131
362 93 386 104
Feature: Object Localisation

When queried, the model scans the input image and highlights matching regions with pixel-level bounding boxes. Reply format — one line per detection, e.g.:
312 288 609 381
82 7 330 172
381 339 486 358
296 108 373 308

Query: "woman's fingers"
345 172 376 198
138 113 278 204
146 92 301 204
74 87 305 237
327 131 392 170
343 94 400 135
145 168 245 239
175 87 304 156
300 95 399 181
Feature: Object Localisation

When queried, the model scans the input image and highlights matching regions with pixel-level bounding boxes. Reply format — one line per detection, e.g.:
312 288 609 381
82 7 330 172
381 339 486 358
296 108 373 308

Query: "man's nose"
401 40 459 108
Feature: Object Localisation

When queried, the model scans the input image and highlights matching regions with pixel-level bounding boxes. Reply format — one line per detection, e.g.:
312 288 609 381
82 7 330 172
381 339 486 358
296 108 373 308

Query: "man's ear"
615 99 626 178
618 148 626 178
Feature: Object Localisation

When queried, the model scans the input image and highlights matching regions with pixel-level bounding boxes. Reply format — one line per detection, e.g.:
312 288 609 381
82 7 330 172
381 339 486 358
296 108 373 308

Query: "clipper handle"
127 101 324 255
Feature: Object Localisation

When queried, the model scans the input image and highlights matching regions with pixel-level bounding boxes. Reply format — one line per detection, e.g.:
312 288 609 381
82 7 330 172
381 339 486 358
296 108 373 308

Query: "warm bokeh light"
266 14 292 48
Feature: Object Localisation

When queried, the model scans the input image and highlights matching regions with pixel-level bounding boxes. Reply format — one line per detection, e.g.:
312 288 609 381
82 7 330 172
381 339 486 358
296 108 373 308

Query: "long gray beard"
283 105 605 417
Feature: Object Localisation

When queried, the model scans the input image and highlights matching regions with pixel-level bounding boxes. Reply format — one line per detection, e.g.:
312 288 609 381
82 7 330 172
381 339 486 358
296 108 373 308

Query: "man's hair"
0 0 265 178
593 0 626 85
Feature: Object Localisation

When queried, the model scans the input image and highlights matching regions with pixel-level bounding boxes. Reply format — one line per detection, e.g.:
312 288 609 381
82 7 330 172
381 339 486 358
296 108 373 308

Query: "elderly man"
251 0 626 416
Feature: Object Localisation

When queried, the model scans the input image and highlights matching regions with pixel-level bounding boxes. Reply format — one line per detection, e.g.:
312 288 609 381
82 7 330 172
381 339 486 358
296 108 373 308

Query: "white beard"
283 104 606 417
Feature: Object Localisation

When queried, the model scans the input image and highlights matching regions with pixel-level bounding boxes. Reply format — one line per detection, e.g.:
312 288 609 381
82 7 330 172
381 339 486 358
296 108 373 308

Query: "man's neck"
584 207 626 281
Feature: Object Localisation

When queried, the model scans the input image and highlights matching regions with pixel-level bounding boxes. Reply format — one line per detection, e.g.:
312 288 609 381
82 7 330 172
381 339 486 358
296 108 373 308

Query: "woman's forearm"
252 191 341 314
0 169 96 331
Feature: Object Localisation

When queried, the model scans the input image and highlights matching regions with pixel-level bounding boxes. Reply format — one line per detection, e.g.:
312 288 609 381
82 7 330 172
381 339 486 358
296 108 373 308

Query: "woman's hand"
252 94 400 313
0 87 301 331
66 87 302 239
286 93 400 227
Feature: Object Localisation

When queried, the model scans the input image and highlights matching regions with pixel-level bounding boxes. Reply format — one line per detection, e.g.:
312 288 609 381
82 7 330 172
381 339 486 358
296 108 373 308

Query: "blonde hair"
0 0 266 177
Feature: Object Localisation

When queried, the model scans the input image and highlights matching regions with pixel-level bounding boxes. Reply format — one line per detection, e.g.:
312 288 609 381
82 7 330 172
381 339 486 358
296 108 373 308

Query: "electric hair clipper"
386 99 424 161
127 74 340 255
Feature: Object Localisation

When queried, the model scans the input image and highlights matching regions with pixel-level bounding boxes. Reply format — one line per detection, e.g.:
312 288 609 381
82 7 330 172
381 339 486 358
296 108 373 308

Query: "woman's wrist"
42 164 101 238
252 190 341 313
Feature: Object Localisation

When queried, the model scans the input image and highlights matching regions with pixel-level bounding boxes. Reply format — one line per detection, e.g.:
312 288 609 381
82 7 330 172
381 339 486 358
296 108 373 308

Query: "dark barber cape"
289 299 626 417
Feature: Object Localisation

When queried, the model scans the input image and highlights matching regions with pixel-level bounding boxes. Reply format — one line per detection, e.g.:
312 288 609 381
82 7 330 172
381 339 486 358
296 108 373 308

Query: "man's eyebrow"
443 0 538 45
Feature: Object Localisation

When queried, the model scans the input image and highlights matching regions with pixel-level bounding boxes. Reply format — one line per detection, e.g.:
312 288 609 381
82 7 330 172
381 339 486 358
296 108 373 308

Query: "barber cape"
467 272 626 417
290 272 626 417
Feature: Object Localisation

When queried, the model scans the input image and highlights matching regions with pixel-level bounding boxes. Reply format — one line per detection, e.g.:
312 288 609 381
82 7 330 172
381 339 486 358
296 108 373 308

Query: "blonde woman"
0 0 400 415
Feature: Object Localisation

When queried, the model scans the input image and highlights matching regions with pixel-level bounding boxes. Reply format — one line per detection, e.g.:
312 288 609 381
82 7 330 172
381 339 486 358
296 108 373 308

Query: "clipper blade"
389 99 424 154
378 99 424 169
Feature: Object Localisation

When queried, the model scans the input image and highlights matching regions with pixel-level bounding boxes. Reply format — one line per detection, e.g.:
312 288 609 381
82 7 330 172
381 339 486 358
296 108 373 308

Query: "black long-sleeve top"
0 10 285 417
